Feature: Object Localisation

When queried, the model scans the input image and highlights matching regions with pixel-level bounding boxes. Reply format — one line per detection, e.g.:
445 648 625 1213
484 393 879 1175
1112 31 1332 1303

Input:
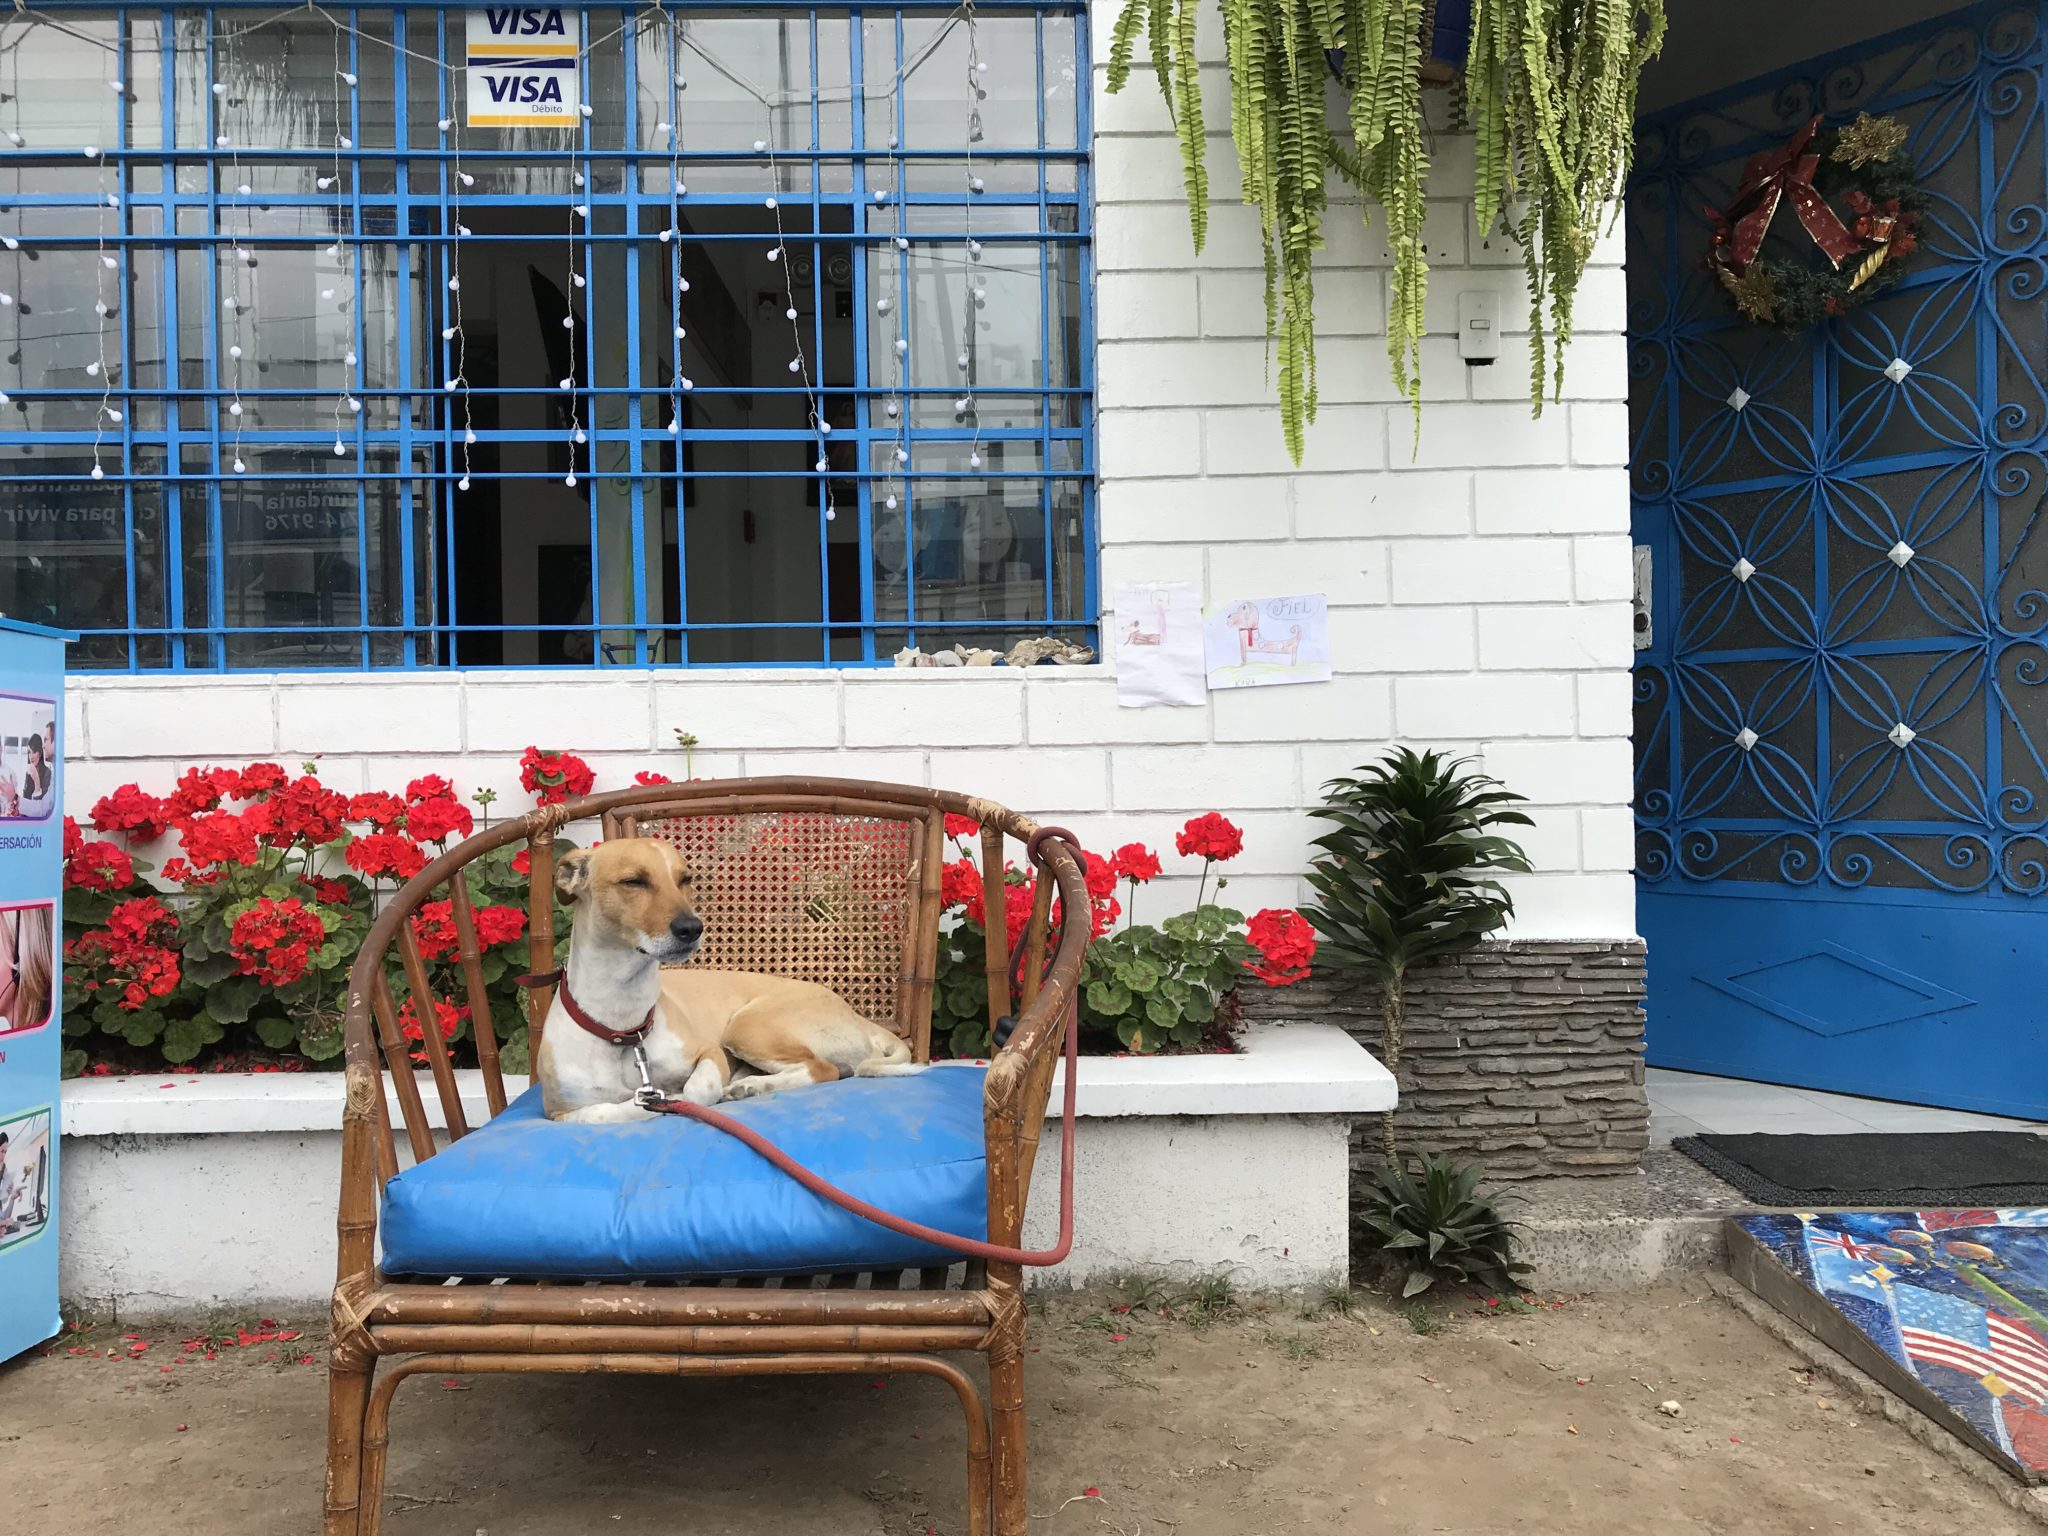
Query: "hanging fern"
1109 0 1664 461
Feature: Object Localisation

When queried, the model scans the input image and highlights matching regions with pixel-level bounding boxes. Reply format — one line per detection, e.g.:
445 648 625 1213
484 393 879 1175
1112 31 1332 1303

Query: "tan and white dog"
535 838 922 1124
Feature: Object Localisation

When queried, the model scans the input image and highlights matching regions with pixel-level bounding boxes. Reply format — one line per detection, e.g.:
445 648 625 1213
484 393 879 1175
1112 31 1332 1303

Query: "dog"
535 838 923 1124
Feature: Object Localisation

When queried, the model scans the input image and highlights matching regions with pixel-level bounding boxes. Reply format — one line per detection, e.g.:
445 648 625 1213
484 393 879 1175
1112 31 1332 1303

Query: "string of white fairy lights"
439 44 475 494
876 46 908 519
84 54 119 482
0 1 988 518
960 10 986 474
657 3 692 444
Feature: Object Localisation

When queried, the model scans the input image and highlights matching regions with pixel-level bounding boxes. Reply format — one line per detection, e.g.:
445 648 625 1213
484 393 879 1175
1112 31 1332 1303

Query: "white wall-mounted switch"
1458 290 1500 367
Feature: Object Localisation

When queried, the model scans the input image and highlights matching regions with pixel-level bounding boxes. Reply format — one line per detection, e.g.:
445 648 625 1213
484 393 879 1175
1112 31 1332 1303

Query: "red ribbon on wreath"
1705 116 1862 275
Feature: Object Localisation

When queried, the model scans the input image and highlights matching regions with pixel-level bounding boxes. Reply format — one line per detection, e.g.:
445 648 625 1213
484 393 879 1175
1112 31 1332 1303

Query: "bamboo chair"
326 777 1088 1536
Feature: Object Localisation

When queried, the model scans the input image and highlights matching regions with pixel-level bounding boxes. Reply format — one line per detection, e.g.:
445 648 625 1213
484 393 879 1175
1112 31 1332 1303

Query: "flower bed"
62 759 1313 1075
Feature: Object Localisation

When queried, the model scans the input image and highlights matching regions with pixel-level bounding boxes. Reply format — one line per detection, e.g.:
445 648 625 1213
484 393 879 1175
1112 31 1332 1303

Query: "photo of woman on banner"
0 695 56 820
0 904 55 1035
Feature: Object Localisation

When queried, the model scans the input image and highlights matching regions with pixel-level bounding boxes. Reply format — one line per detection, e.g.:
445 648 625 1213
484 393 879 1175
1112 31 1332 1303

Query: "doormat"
1728 1211 2048 1482
1675 1132 2048 1208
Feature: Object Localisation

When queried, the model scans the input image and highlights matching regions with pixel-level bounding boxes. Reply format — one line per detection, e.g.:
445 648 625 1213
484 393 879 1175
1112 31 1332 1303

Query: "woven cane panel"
634 810 918 1031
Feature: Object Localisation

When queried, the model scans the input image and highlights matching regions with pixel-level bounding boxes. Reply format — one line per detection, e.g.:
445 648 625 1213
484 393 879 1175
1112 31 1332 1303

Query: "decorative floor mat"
1729 1210 2048 1482
1678 1132 2048 1207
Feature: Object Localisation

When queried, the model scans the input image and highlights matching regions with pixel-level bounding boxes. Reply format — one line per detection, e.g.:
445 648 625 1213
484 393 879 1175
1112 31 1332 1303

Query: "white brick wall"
62 40 1637 942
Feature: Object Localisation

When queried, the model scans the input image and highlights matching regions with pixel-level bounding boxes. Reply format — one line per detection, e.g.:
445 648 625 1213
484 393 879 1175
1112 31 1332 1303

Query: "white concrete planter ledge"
61 1021 1392 1315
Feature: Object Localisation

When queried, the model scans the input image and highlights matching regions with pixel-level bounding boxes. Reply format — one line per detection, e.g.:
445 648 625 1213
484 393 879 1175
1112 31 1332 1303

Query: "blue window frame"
0 2 1094 669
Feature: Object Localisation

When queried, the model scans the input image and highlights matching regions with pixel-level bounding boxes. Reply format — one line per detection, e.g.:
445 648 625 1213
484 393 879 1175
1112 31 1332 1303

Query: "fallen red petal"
1083 1487 1101 1499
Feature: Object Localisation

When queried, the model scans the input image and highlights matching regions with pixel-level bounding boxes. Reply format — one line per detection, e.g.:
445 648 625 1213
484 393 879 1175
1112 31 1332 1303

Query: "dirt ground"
0 1280 2037 1535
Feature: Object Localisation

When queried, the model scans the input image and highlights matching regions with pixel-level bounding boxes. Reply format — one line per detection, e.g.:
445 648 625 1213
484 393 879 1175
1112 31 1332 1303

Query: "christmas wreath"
1706 112 1923 330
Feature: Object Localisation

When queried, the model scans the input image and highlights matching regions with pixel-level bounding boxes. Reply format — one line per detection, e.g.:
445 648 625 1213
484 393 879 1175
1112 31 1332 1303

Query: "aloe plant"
1301 748 1532 1159
1358 1152 1530 1298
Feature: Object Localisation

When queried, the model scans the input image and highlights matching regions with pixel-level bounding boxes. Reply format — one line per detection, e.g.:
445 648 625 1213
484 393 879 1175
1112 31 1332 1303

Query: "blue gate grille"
0 1 1094 670
1630 1 2048 903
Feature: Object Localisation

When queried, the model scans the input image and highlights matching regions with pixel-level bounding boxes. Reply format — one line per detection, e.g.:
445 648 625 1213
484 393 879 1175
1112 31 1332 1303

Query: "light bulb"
317 177 334 191
873 188 889 203
668 419 680 435
86 361 100 376
895 236 909 251
106 408 123 423
819 422 833 435
95 302 109 317
753 139 767 153
573 172 585 187
976 60 989 73
659 228 673 243
459 172 474 188
464 429 476 445
680 377 694 391
674 324 686 340
969 240 983 258
764 196 777 209
678 278 691 293
970 451 982 468
894 338 908 354
573 204 590 218
229 402 243 416
785 306 797 320
578 103 592 118
896 447 909 464
321 286 335 299
327 243 341 257
222 296 238 311
443 377 461 393
232 458 245 473
213 83 227 96
955 397 968 411
106 192 120 209
970 177 984 192
339 71 357 86
825 506 835 522
573 427 586 445
229 344 242 359
562 315 574 329
334 439 346 456
215 135 230 148
347 397 361 413
1 237 16 251
815 456 829 472
100 253 118 270
344 350 357 367
957 352 970 369
447 276 460 291
885 494 897 509
572 273 585 288
237 183 252 197
458 475 470 490
655 121 670 135
565 472 578 485
675 72 687 87
787 358 800 373
974 287 986 304
876 297 892 314
766 246 781 262
338 135 353 149
438 117 452 132
91 464 105 480
458 224 471 238
560 377 574 390
886 401 899 418
887 135 899 149
441 326 457 341
0 294 10 307
2 131 20 148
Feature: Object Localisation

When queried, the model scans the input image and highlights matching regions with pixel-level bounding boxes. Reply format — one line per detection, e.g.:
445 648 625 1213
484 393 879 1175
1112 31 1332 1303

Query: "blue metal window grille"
0 1 1095 670
1628 1 2048 899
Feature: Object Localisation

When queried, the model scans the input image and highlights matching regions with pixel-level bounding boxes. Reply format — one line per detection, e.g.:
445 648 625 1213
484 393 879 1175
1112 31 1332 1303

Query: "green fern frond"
1107 0 1149 93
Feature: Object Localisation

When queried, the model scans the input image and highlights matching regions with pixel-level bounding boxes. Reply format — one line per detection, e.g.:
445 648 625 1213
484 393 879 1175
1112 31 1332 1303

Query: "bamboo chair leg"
988 1323 1029 1536
322 1360 375 1536
358 1365 413 1536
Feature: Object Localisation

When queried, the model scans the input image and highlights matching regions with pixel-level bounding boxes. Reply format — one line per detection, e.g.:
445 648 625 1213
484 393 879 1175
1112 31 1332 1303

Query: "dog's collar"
514 968 656 1046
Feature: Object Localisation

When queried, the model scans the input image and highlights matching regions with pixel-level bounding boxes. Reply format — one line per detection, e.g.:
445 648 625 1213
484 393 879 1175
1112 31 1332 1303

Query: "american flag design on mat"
1894 1286 2048 1406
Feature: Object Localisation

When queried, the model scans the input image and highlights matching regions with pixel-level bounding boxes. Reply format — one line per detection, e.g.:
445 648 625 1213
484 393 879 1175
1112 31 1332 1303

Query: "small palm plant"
1301 748 1532 1160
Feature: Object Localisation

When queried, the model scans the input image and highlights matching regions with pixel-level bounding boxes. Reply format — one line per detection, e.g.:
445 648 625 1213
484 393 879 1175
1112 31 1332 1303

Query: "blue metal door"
1628 4 2048 1116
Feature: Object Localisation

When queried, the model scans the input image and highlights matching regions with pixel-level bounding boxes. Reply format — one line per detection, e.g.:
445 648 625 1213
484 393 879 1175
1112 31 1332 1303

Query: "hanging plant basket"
1704 112 1925 331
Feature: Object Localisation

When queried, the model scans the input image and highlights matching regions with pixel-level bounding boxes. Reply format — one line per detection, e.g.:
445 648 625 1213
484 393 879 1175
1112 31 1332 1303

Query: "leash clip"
630 1041 664 1109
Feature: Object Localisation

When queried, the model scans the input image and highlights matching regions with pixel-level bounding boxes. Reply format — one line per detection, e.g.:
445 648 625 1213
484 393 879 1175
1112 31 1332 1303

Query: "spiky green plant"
1360 1153 1530 1299
1107 0 1664 460
1301 748 1532 1159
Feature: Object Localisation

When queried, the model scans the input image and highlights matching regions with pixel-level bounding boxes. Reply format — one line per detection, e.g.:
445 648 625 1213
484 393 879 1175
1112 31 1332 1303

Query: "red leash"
640 1000 1079 1268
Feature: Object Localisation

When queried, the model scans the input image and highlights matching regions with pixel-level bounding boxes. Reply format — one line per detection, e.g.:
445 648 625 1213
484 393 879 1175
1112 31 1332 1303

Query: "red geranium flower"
519 746 596 805
412 900 525 961
64 815 83 861
65 836 136 893
405 795 473 844
404 774 455 805
246 776 350 848
511 847 532 876
941 857 984 917
345 832 428 882
1079 850 1120 905
1244 908 1317 987
396 996 468 1062
66 897 181 1011
228 897 328 987
944 813 980 841
179 810 260 871
346 792 407 831
304 875 353 906
1175 813 1244 864
90 784 171 843
1110 843 1162 883
168 765 243 823
633 770 674 786
234 762 289 797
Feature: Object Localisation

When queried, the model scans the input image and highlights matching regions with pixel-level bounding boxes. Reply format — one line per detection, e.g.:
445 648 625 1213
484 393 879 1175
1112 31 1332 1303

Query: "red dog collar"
515 969 656 1046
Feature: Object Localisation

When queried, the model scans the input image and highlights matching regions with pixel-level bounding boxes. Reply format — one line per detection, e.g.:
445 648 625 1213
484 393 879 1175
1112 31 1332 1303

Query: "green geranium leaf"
161 1015 223 1062
252 1013 300 1050
205 973 262 1024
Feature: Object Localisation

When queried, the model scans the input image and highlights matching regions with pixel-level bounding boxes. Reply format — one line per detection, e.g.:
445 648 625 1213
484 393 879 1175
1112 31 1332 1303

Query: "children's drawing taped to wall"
1113 582 1205 707
1203 594 1332 690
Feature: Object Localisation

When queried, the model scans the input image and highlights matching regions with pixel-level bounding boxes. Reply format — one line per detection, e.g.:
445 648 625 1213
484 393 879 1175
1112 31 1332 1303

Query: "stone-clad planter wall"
1241 939 1649 1180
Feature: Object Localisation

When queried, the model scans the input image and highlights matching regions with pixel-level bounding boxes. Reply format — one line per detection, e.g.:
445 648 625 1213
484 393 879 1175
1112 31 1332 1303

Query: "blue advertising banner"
0 618 70 1363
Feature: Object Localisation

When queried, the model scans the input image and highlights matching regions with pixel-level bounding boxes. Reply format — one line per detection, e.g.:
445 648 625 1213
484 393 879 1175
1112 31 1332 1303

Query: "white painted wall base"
60 1024 1390 1315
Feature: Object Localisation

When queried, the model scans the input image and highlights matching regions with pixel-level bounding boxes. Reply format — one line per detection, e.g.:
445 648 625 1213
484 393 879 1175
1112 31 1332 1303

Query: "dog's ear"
554 848 594 902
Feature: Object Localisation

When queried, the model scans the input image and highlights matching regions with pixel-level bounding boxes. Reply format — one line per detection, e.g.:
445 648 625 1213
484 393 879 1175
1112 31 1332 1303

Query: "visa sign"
464 7 580 128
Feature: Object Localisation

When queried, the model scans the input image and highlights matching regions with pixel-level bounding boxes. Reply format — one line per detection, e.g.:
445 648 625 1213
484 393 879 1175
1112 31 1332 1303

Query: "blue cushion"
380 1066 990 1278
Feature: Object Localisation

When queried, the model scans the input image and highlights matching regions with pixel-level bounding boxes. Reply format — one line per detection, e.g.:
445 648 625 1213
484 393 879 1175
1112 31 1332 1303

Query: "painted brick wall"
62 29 1637 942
